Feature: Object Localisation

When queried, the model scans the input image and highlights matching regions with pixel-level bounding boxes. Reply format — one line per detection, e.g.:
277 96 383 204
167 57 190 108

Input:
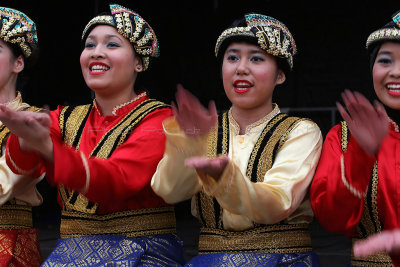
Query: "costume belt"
60 206 176 238
351 238 393 266
198 223 312 254
0 204 32 229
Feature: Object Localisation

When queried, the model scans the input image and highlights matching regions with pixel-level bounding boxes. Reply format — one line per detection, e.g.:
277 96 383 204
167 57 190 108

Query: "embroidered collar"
389 118 399 133
228 104 280 135
93 92 147 116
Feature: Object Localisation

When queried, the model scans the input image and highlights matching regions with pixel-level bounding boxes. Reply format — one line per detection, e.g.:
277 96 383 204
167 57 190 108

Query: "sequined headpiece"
215 13 297 69
366 10 400 49
0 7 38 58
82 4 159 71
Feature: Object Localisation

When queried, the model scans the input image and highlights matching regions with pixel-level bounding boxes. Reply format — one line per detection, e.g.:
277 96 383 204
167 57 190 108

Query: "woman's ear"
276 70 286 85
13 55 24 74
134 57 143 73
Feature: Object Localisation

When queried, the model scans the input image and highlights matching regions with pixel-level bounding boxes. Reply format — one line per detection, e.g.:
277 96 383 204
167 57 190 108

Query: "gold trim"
198 224 312 254
60 206 176 238
256 116 303 182
245 113 286 180
0 204 32 229
340 121 349 153
58 100 168 216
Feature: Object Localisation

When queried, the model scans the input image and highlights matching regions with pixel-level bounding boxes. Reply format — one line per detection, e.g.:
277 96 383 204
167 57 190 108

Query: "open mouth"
386 83 400 96
233 80 253 93
89 62 110 74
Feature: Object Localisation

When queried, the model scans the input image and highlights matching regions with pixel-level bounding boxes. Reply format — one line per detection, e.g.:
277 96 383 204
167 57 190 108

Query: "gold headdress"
215 13 297 69
366 10 400 49
82 4 159 71
0 7 38 58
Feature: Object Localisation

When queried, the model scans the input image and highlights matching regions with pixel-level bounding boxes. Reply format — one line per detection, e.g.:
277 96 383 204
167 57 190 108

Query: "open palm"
172 84 218 137
337 90 389 155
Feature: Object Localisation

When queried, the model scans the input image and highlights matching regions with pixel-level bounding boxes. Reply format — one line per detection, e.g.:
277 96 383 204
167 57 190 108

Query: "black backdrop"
1 0 399 265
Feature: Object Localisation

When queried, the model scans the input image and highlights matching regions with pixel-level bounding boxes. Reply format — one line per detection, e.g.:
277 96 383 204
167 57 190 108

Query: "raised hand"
354 229 400 258
337 90 389 155
172 84 218 137
185 155 229 181
0 105 53 161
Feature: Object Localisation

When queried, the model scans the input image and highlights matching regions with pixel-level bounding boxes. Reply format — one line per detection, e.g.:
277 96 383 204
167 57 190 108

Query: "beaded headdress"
366 10 400 49
82 4 159 71
0 7 38 58
215 13 297 69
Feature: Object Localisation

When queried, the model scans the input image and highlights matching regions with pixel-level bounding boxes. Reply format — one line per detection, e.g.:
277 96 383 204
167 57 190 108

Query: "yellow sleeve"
151 117 209 204
203 120 323 227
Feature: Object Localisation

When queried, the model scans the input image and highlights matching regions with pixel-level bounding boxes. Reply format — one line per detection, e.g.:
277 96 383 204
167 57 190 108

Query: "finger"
374 100 388 120
342 91 362 121
336 102 353 124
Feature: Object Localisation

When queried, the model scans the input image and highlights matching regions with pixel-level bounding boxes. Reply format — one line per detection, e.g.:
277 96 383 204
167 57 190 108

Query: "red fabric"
310 123 400 266
6 96 173 214
0 228 42 267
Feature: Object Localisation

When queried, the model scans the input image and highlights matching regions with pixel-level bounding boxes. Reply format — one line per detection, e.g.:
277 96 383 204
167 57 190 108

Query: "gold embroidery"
60 207 176 238
198 224 312 254
245 113 286 179
58 100 170 232
256 117 304 182
340 122 392 265
0 204 32 229
340 121 349 152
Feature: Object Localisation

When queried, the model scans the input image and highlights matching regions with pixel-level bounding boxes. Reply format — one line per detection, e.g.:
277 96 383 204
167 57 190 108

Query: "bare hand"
0 105 53 161
337 90 389 155
185 155 229 181
354 229 400 258
172 84 218 137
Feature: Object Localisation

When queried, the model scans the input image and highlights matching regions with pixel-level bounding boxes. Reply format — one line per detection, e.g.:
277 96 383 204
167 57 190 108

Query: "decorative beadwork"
81 4 159 71
215 13 296 69
111 92 146 115
366 10 400 49
0 7 38 57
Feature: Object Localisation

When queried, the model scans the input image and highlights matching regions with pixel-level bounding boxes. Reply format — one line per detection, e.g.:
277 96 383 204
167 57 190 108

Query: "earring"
137 65 142 71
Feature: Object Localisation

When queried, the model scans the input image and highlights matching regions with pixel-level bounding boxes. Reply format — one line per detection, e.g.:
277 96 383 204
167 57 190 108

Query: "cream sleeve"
151 117 209 204
0 152 44 206
201 120 322 228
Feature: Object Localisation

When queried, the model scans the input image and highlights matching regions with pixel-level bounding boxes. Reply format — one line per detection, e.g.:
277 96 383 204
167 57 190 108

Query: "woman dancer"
0 4 185 266
0 6 43 267
310 9 400 267
152 13 322 266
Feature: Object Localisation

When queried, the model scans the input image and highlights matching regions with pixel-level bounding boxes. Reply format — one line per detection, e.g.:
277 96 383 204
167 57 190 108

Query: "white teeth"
387 84 400 89
90 65 110 72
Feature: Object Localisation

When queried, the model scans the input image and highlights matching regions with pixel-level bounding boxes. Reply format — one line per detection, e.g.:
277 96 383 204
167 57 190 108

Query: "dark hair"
216 17 291 77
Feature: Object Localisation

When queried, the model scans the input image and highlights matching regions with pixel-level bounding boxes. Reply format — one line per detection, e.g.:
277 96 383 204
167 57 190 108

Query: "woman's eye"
107 42 121 48
227 54 238 61
84 42 95 48
376 57 392 64
250 56 264 62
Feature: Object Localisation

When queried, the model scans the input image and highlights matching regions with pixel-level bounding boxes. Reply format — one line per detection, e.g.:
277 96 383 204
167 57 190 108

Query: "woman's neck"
95 90 138 116
0 86 17 104
231 104 274 135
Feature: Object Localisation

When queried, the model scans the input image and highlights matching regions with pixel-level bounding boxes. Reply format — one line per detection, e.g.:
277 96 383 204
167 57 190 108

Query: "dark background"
2 0 399 265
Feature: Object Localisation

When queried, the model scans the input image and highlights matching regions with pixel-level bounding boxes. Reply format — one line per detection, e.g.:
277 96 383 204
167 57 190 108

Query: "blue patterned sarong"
42 234 185 266
185 252 320 267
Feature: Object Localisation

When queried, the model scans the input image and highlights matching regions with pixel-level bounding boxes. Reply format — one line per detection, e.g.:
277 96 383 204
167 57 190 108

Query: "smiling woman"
310 9 400 267
151 13 323 266
0 3 185 266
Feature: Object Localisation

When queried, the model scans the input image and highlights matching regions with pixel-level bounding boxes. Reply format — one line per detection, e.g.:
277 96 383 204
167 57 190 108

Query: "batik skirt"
42 233 185 266
0 228 43 267
185 251 320 267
